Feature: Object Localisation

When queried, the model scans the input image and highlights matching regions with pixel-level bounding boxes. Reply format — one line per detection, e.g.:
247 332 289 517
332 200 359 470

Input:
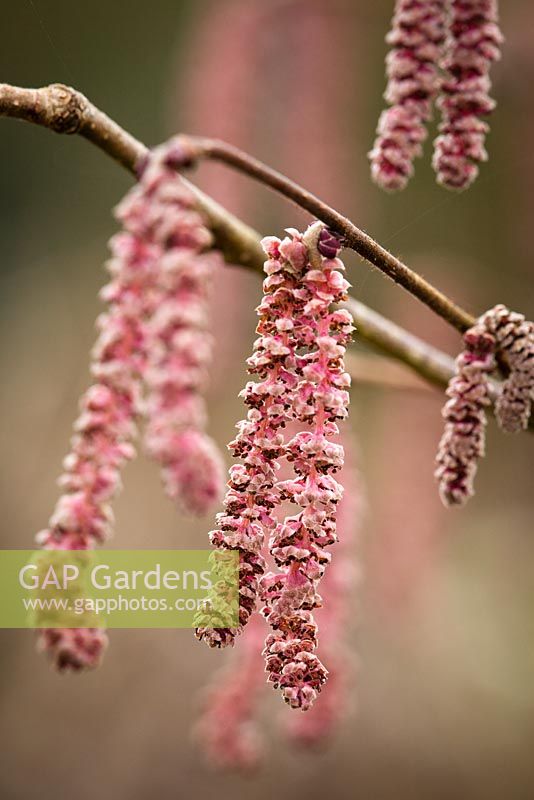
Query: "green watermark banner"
0 550 239 629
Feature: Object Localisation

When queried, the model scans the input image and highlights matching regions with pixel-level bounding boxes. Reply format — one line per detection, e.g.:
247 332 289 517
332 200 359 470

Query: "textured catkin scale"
284 435 363 744
433 0 504 190
479 305 534 433
435 325 496 507
369 0 448 191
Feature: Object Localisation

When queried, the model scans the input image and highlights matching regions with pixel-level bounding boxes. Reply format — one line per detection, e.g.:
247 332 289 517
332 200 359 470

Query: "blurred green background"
0 1 533 798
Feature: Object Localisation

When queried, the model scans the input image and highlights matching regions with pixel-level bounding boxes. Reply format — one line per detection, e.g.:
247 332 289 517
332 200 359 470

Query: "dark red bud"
317 228 342 259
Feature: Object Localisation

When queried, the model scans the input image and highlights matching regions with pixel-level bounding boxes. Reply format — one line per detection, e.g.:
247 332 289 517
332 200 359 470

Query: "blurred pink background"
0 1 533 797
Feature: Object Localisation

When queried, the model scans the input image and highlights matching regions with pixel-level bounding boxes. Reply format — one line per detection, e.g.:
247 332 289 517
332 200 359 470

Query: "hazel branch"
0 82 263 270
0 82 490 397
0 83 474 329
0 82 145 170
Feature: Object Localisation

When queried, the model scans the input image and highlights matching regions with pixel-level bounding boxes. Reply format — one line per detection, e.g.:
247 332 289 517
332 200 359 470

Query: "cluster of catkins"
34 132 358 733
36 139 225 670
196 222 354 713
436 304 534 506
369 0 503 191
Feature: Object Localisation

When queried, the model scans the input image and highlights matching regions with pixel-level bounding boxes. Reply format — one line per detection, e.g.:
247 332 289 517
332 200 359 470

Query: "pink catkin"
435 324 496 506
479 304 534 433
284 435 362 743
195 231 318 649
35 191 160 669
137 145 225 515
260 224 353 711
195 613 267 772
196 225 352 660
433 0 503 190
369 0 448 191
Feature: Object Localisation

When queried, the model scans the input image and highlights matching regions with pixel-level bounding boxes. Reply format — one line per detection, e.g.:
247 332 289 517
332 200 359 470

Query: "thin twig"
181 136 476 332
344 299 506 413
345 353 435 393
344 298 456 389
